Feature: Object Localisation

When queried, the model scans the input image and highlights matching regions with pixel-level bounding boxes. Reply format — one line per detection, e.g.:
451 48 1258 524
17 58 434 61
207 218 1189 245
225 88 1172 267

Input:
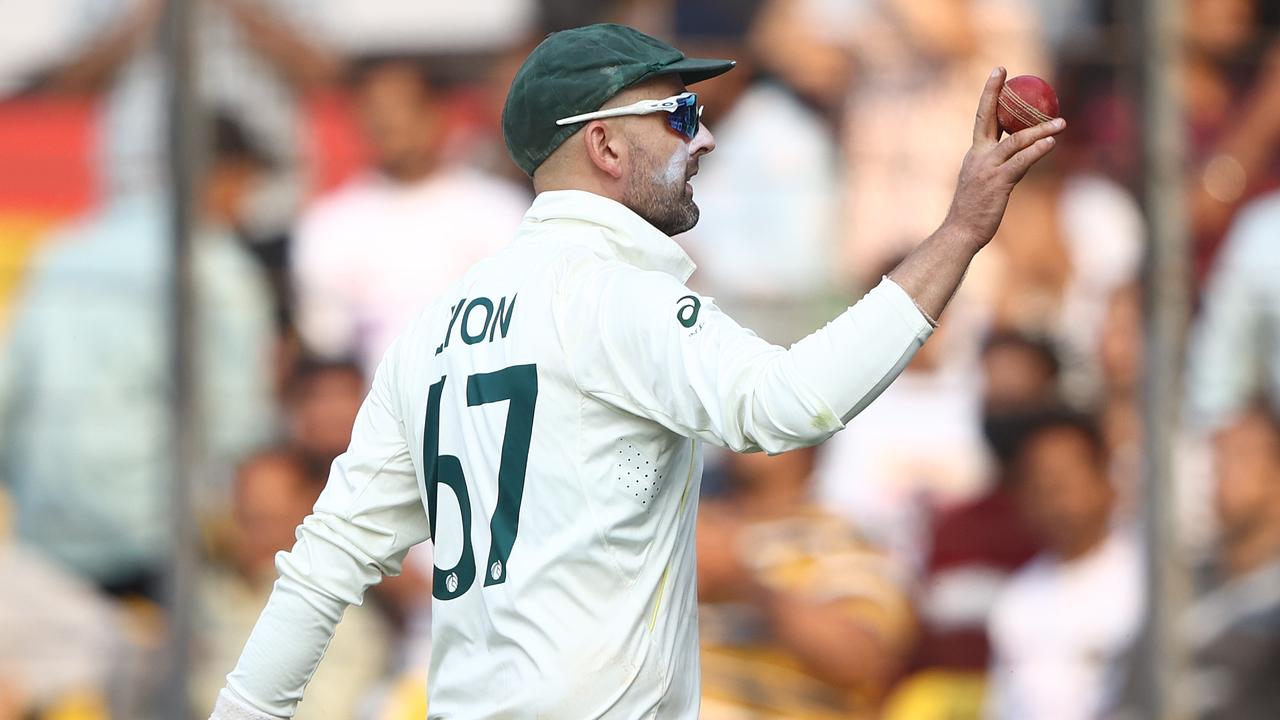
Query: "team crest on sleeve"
676 295 702 329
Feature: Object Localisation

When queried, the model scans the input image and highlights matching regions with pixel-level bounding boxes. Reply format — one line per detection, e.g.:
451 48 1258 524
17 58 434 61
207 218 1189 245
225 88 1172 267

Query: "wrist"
934 220 986 257
211 688 286 720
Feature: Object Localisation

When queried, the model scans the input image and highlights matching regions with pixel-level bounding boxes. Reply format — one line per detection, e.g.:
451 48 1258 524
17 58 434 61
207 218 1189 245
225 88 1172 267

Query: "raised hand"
886 68 1067 322
943 67 1066 252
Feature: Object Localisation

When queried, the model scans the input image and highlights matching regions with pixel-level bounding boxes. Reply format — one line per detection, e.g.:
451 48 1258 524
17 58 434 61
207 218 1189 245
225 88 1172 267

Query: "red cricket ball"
996 74 1060 135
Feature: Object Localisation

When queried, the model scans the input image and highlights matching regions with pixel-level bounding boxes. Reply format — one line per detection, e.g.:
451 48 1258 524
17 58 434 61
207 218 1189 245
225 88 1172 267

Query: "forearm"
887 223 981 323
878 65 1064 322
45 5 159 93
751 582 899 691
218 510 408 717
220 569 350 717
222 0 343 91
213 347 427 718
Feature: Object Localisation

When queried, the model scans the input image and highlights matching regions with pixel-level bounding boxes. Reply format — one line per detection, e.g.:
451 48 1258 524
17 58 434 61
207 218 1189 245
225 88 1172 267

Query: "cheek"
655 146 685 186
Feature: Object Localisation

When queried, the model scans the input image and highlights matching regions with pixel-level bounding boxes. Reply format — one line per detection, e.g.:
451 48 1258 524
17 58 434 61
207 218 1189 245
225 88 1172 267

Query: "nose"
690 122 716 158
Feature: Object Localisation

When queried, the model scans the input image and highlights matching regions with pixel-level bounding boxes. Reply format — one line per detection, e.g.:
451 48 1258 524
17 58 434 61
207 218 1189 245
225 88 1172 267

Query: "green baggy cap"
502 23 736 176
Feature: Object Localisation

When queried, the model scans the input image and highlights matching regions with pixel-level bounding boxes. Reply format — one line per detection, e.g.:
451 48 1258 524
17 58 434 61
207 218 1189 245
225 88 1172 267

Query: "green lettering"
423 364 539 598
489 294 518 342
461 297 494 345
467 364 538 586
424 376 477 600
437 298 467 355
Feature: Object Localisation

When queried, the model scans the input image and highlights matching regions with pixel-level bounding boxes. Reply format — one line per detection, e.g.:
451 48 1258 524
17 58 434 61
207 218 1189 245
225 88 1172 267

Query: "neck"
1054 519 1111 563
1225 521 1280 578
533 176 620 204
382 152 439 184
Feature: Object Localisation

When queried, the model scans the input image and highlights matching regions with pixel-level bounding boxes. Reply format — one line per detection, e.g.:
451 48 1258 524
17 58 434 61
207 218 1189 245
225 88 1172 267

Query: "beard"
622 141 700 236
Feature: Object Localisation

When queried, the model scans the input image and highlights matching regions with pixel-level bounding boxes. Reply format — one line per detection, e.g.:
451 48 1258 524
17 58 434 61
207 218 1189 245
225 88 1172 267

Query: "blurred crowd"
2 0 1280 718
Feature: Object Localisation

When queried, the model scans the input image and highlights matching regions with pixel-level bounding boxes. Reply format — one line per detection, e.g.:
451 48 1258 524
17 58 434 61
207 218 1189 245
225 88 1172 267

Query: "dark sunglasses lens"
666 95 699 140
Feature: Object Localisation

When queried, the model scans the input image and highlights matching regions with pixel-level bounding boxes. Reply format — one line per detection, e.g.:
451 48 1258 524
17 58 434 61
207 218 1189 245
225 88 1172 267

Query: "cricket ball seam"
1005 90 1052 123
997 95 1038 130
998 98 1039 129
998 89 1053 132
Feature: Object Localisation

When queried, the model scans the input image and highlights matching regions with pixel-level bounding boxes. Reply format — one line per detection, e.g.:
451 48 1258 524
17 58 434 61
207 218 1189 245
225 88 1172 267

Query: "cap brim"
661 57 737 85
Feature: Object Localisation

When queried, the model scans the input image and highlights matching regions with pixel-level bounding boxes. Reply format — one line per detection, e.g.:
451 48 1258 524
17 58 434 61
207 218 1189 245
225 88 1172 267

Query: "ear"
581 120 626 180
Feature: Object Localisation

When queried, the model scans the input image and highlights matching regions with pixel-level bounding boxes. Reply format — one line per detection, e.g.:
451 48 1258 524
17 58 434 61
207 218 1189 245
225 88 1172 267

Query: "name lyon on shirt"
436 295 518 355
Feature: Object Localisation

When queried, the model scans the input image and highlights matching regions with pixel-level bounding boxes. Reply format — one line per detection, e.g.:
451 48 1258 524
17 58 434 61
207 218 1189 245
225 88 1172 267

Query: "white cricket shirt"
219 190 933 719
985 531 1144 720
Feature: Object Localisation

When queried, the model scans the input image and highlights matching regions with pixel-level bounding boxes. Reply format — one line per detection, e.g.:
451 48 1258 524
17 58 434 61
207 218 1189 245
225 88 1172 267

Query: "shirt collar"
521 190 697 282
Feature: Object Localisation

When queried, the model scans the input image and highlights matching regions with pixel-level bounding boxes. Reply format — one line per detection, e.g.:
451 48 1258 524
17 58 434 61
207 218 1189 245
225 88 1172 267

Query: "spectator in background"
978 331 1062 414
675 0 841 346
698 449 915 719
0 4 87 95
1063 0 1280 288
285 356 366 469
1182 403 1280 720
1098 284 1143 477
0 113 277 597
747 0 858 121
194 447 390 719
884 331 1057 719
986 410 1143 720
310 0 536 55
909 332 1057 670
292 56 528 374
0 486 118 720
1183 0 1280 284
36 0 342 243
1188 189 1280 430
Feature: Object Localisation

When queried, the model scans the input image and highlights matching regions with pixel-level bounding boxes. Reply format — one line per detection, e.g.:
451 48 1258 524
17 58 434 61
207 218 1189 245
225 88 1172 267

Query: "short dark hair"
1012 407 1108 471
287 355 365 398
210 111 274 169
981 329 1062 380
235 444 328 493
347 54 436 91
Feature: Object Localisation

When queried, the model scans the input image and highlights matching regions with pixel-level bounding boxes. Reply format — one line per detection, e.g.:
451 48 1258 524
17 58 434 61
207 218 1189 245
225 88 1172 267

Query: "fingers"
993 117 1067 163
972 67 1007 146
1003 136 1059 182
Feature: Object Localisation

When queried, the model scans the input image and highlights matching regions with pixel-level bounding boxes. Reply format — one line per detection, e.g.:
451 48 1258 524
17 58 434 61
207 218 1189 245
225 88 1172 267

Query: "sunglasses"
555 92 704 141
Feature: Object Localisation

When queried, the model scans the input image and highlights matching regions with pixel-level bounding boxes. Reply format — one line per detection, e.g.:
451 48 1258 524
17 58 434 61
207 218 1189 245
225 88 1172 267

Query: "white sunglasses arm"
555 99 664 126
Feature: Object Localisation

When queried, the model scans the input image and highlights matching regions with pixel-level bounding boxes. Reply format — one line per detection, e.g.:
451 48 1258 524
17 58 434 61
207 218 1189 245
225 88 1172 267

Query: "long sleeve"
218 343 430 718
557 261 932 455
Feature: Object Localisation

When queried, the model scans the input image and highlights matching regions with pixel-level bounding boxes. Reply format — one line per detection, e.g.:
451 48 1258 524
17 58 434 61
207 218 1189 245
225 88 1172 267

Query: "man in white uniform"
211 23 1065 720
